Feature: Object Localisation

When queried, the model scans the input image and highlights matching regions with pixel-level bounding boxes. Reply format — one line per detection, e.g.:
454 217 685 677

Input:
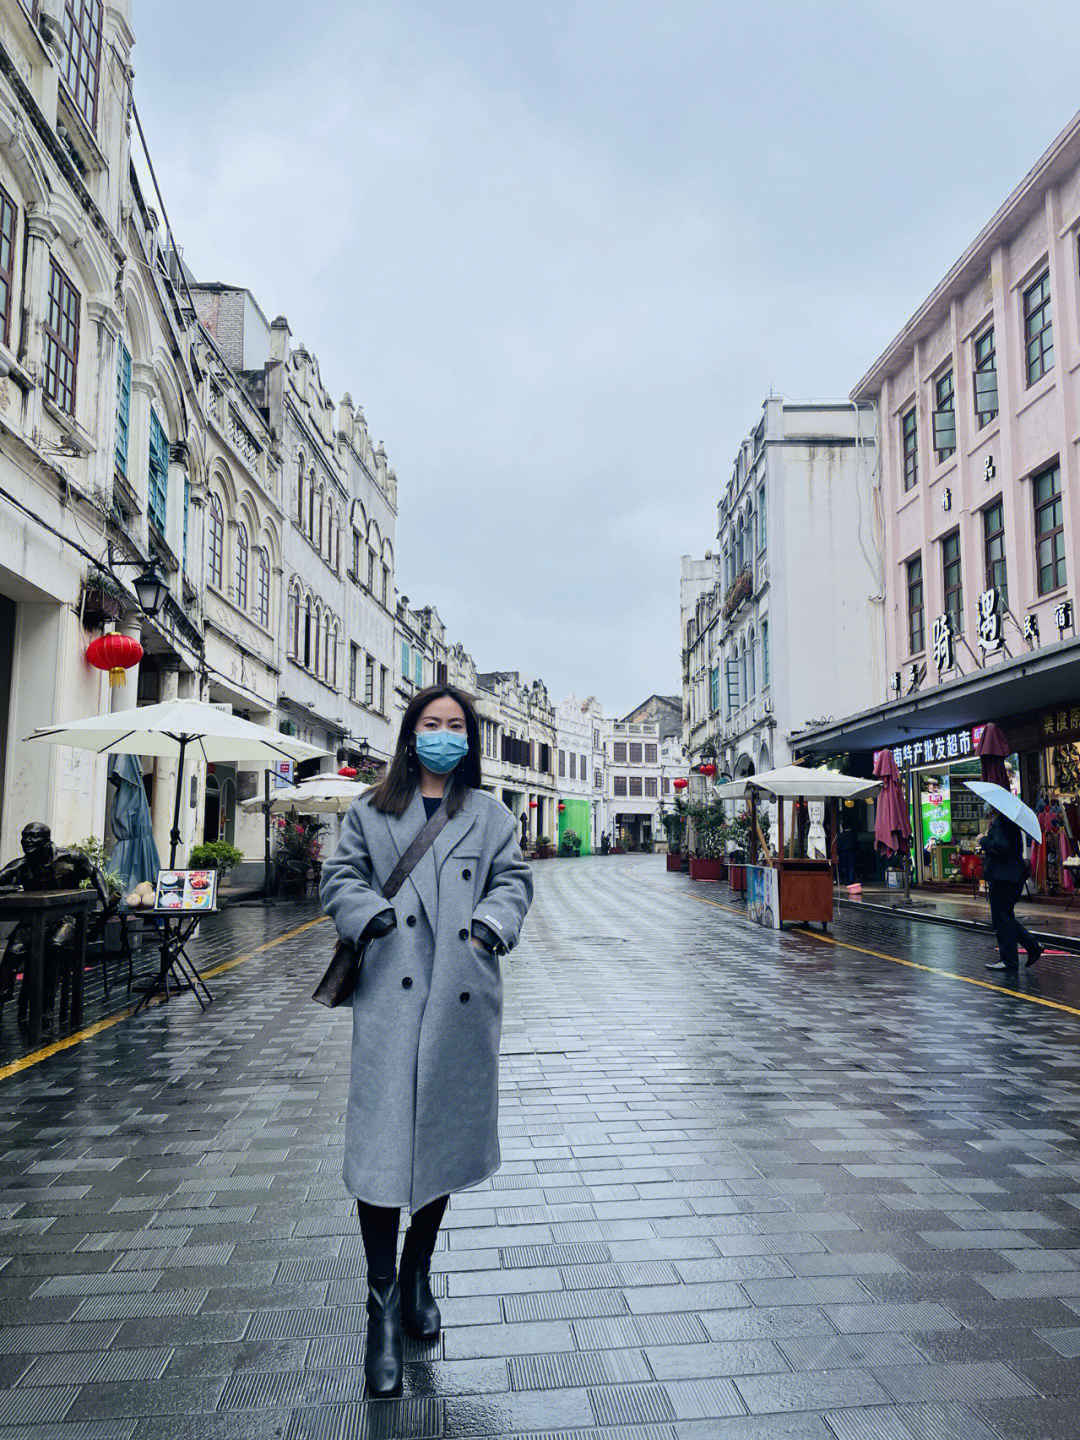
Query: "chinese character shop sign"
976 588 1003 653
932 613 955 676
880 726 977 772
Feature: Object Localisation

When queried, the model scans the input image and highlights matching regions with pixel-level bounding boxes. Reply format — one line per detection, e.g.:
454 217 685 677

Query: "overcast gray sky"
132 1 1080 716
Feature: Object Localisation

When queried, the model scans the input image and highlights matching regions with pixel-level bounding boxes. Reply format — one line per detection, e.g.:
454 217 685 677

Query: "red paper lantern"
85 632 143 688
528 800 538 809
672 777 688 790
699 762 717 777
558 802 567 812
337 765 358 778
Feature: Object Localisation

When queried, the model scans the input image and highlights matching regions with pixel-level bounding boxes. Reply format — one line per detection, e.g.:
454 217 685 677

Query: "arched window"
739 644 747 707
208 494 224 590
235 522 249 608
297 464 305 527
256 548 270 627
313 607 322 676
303 596 313 668
308 474 315 539
325 619 333 684
316 490 324 552
332 623 340 688
749 631 756 699
287 583 299 655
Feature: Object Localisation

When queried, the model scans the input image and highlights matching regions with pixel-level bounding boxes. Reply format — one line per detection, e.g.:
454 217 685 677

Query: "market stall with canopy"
742 766 881 929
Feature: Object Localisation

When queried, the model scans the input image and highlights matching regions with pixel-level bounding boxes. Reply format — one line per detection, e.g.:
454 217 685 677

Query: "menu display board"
153 869 219 913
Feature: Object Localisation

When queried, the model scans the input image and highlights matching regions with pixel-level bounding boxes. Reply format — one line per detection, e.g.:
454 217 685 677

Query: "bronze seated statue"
0 822 110 1029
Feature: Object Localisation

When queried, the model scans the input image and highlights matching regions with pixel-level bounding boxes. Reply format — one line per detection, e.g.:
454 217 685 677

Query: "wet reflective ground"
2 857 1080 1437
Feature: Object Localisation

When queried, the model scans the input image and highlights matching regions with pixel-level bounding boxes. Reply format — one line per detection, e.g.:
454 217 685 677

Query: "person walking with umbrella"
968 780 1044 973
319 684 534 1397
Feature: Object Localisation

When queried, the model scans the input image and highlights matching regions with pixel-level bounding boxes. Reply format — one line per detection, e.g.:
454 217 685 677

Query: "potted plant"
559 829 580 857
688 802 728 881
725 807 770 891
188 840 245 886
536 834 554 859
81 568 126 628
71 835 125 949
663 811 686 871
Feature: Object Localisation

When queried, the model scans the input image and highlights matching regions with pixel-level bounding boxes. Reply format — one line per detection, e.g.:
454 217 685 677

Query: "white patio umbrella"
963 780 1041 844
241 772 369 817
26 697 329 866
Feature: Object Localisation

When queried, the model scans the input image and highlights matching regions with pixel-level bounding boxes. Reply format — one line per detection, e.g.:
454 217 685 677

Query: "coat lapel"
433 794 478 872
383 791 438 934
383 789 481 934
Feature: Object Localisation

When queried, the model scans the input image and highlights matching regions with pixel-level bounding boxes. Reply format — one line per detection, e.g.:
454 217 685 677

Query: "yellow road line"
685 890 1080 1020
0 914 330 1084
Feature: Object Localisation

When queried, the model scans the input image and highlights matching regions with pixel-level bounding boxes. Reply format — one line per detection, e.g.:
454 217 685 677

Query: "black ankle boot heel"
399 1240 441 1340
364 1276 403 1396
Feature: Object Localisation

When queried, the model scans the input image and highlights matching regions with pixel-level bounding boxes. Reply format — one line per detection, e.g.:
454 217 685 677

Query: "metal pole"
168 735 188 869
903 763 912 904
263 769 274 903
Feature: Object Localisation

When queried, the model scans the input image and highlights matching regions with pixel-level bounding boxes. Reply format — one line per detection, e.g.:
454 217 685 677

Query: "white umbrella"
746 766 881 801
27 697 329 866
963 780 1041 844
241 773 369 816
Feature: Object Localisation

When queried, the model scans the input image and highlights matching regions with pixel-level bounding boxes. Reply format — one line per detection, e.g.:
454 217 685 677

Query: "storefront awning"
792 634 1080 756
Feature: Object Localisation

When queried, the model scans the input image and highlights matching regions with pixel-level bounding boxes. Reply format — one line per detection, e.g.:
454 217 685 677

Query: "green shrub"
188 840 244 873
69 835 124 900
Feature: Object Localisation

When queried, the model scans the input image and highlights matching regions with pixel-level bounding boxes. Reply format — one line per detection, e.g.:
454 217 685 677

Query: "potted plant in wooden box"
688 802 728 881
663 810 686 871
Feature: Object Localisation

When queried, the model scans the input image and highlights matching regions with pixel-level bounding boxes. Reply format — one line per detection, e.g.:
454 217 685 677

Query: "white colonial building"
555 695 604 853
0 0 215 864
601 712 688 851
683 398 885 786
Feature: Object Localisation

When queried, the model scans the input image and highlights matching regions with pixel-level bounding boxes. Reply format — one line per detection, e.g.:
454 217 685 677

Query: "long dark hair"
367 684 483 817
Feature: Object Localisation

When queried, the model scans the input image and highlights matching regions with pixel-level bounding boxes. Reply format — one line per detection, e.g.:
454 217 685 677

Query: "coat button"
406 915 417 927
460 991 470 1003
462 868 472 880
459 927 468 940
402 977 413 989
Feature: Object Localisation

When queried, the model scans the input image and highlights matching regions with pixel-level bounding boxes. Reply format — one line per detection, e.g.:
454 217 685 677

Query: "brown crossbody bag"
312 802 453 1008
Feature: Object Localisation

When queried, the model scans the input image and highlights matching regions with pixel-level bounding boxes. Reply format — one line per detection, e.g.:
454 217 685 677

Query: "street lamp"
104 544 170 619
131 564 170 618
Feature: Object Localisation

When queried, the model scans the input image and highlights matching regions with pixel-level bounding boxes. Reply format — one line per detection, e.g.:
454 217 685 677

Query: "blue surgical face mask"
414 730 469 774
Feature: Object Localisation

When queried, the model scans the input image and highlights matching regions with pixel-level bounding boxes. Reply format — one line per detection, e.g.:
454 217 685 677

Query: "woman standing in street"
981 808 1043 973
320 685 534 1397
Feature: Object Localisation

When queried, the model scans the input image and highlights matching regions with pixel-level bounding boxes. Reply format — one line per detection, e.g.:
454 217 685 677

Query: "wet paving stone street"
6 855 1080 1437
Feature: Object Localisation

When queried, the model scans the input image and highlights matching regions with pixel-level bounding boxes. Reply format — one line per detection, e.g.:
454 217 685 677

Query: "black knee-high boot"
356 1200 403 1397
399 1195 448 1340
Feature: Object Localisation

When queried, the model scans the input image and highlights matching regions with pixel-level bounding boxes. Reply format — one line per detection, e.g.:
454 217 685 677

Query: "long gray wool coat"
320 787 534 1210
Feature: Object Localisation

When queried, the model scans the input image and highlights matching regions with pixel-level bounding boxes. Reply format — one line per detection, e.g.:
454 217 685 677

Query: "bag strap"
381 801 453 900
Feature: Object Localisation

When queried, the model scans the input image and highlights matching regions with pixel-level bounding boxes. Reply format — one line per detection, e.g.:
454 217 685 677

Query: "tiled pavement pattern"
3 859 1080 1436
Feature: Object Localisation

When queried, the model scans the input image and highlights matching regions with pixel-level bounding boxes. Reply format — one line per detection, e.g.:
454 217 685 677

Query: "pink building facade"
795 110 1080 894
867 111 1080 687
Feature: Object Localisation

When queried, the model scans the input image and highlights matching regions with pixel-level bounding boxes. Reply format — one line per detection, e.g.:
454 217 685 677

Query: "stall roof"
746 766 881 801
791 634 1080 756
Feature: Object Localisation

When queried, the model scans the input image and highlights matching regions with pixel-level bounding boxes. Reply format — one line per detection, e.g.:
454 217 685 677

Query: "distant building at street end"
601 706 688 852
682 398 884 789
622 693 682 743
555 695 605 853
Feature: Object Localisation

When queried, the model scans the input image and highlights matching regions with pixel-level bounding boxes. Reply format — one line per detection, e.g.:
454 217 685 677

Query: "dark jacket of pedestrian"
979 812 1039 971
320 702 534 1211
980 815 1029 888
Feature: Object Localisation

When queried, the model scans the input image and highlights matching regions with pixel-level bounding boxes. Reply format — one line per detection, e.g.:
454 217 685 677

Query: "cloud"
131 0 1080 714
